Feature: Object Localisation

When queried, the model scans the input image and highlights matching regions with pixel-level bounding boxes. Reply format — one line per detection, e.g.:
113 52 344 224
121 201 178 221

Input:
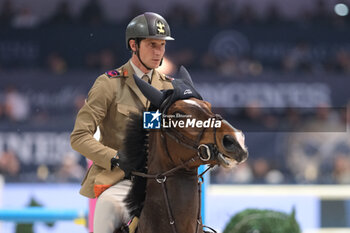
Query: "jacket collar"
130 60 153 81
123 61 169 108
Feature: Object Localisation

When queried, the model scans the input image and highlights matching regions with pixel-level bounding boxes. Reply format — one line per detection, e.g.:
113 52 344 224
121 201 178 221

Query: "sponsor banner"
0 132 77 166
0 132 85 183
196 82 332 108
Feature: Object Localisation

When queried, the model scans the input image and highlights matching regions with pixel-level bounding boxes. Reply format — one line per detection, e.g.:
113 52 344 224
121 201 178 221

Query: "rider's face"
138 38 166 69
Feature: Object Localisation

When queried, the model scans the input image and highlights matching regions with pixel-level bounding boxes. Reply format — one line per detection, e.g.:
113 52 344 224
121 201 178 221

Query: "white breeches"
93 180 132 233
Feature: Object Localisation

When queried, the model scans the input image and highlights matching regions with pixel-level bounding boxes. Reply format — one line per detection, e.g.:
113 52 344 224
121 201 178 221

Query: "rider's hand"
110 150 132 179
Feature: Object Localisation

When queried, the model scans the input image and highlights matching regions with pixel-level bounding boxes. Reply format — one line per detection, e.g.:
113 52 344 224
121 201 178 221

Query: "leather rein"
131 114 223 233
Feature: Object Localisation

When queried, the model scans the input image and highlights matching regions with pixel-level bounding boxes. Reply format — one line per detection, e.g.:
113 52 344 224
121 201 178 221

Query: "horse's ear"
178 66 194 86
133 74 166 108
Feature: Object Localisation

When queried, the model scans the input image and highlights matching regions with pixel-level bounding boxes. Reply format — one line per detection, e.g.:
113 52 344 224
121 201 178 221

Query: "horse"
118 66 248 233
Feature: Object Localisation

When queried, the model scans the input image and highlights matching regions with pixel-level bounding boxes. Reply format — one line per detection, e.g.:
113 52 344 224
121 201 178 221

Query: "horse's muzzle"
222 135 236 151
218 129 248 166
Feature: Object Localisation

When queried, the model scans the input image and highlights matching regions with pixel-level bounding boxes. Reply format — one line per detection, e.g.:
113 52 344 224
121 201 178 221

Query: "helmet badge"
156 21 165 35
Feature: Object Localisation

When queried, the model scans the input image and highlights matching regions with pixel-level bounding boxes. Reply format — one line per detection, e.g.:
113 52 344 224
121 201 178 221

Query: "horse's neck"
140 174 200 233
138 133 202 233
146 131 180 173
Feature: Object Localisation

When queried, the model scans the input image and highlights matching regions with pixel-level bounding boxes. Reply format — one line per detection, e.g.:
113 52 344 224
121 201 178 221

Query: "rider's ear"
130 39 137 52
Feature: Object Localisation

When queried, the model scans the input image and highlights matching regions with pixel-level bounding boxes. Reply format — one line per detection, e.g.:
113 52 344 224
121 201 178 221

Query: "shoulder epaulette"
105 69 128 78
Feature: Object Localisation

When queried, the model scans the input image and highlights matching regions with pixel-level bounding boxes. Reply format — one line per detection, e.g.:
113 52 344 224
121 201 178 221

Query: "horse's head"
133 66 248 169
165 98 248 168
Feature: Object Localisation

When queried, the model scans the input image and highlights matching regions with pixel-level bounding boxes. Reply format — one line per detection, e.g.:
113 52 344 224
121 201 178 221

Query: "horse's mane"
120 113 148 217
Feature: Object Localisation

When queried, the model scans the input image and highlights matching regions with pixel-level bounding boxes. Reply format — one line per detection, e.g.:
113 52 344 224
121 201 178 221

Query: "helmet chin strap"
135 50 152 71
134 43 163 71
135 43 152 71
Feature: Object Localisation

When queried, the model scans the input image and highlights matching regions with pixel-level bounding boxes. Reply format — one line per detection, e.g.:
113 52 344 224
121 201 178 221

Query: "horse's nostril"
222 135 235 151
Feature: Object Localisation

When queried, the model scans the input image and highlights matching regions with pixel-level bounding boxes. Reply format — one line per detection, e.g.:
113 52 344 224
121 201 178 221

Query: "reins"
131 157 214 233
131 114 223 233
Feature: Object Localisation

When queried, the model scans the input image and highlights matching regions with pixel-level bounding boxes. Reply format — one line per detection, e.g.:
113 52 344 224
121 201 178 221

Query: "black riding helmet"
126 12 174 70
126 12 174 50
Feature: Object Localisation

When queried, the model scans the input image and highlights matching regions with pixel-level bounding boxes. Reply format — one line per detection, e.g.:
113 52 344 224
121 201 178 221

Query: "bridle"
131 112 223 233
162 113 224 163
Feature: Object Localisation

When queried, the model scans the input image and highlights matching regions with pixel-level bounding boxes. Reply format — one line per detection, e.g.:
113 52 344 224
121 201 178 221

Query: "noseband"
161 113 223 163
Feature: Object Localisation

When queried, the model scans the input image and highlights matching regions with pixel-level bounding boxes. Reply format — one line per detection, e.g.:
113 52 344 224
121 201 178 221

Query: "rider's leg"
93 180 132 233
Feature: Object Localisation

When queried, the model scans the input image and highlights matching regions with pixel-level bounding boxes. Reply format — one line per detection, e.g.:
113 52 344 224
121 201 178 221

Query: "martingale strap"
196 175 203 233
197 166 217 233
131 155 200 179
131 162 214 233
161 181 177 233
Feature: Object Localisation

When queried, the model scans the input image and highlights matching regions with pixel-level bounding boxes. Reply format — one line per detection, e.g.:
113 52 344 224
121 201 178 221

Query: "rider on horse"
70 12 174 233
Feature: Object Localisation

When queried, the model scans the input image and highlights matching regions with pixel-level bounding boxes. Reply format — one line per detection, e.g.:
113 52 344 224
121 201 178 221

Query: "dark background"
0 0 349 186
